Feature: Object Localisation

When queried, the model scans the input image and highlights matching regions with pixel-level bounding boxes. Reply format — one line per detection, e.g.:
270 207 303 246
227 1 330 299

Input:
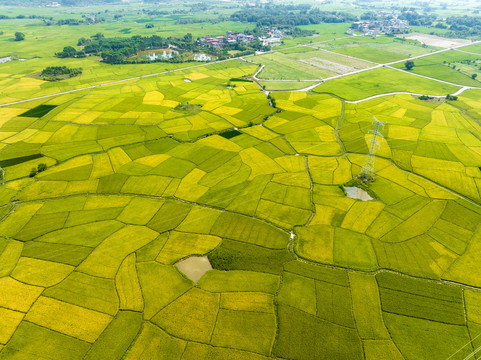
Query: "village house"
259 27 284 47
349 18 409 36
198 32 256 49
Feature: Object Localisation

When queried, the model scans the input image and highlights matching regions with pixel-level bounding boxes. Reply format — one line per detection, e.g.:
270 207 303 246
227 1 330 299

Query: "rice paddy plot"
2 29 481 359
322 36 438 63
391 50 481 87
313 67 459 101
254 48 373 81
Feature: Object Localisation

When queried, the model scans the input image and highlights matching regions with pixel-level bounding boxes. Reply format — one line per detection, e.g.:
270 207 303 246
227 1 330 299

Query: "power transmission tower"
357 116 385 182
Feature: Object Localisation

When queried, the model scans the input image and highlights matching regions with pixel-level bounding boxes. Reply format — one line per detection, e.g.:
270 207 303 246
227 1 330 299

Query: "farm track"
3 30 481 360
3 36 481 281
8 182 481 297
248 39 481 94
3 37 481 108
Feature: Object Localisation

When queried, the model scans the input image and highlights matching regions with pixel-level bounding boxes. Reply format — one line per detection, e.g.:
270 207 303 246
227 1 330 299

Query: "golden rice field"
2 7 481 357
0 58 481 359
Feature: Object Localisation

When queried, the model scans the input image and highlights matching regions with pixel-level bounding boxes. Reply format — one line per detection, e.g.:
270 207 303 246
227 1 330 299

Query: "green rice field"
2 3 481 360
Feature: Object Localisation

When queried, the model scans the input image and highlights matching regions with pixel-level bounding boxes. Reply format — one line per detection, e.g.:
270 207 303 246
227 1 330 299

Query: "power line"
357 115 386 182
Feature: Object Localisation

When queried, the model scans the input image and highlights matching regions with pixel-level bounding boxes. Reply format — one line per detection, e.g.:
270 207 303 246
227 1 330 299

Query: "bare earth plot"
401 33 472 48
255 48 373 81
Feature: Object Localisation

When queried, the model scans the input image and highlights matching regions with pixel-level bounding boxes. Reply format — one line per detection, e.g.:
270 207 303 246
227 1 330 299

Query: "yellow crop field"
25 296 112 343
115 254 144 311
156 231 222 264
0 308 24 344
341 201 385 233
143 91 165 105
1 35 481 359
0 277 43 312
11 257 74 287
220 292 274 313
240 148 284 180
78 225 159 278
175 168 209 201
388 125 420 140
108 148 132 172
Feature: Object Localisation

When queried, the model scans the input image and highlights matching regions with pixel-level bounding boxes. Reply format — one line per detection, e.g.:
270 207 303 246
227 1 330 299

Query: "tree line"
40 66 82 81
56 33 269 64
230 5 356 26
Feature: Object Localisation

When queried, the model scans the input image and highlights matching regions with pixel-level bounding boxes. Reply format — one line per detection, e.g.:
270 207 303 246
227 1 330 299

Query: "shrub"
14 32 25 41
405 60 415 70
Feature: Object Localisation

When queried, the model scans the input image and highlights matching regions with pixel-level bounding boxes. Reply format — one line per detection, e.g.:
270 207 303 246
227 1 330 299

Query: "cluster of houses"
198 32 256 49
348 18 409 36
259 27 284 46
198 28 283 49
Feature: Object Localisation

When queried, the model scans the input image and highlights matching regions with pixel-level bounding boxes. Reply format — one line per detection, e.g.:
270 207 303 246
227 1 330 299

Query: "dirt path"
2 38 481 108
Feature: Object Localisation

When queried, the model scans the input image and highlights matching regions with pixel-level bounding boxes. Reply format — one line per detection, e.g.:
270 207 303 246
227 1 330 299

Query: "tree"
14 32 25 41
29 168 37 177
405 60 415 70
183 33 193 43
58 46 77 58
37 163 47 172
40 66 82 81
77 37 88 46
473 74 478 80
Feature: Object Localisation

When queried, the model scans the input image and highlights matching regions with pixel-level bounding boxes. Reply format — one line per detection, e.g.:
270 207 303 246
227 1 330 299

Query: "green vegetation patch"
284 260 349 285
313 67 458 101
43 271 119 315
40 66 82 81
0 321 90 360
198 270 279 294
208 239 295 275
19 105 58 118
0 154 44 168
147 200 192 234
85 311 142 360
211 212 289 249
211 309 276 356
21 241 92 266
219 130 242 139
384 313 472 360
273 305 363 360
377 272 464 325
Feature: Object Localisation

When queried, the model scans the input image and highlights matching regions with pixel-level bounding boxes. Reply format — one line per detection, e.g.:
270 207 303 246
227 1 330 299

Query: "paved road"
2 37 481 108
0 36 354 108
343 87 475 104
383 39 481 66
0 58 238 108
454 49 481 57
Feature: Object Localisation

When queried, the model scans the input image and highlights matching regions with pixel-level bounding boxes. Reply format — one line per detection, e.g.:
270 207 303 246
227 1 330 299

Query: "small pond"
144 49 179 61
0 56 27 64
193 53 213 61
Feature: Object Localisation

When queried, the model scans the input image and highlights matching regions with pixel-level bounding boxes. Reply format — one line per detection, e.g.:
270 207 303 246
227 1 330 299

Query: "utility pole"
357 116 385 182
